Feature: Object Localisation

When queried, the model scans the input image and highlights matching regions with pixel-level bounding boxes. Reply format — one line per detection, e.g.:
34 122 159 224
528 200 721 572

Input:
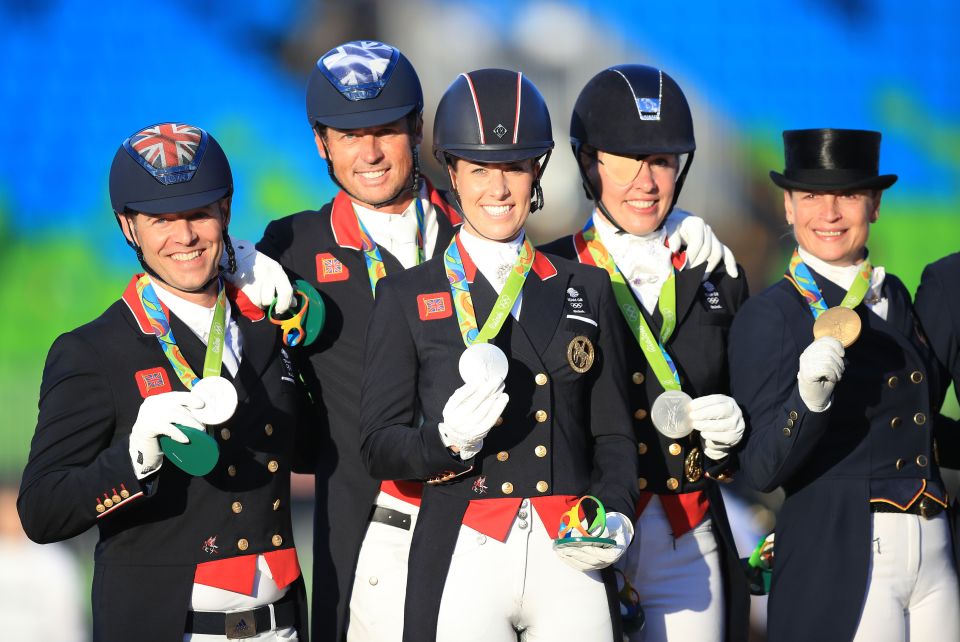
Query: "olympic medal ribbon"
580 220 681 392
135 275 228 389
443 234 535 348
354 197 429 297
785 248 872 320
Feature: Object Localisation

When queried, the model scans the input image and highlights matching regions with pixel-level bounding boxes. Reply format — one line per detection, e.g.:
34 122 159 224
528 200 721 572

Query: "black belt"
871 497 945 520
185 593 297 639
370 504 412 530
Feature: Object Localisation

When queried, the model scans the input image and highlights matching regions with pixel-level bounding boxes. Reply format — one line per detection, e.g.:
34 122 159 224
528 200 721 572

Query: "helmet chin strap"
318 132 421 210
445 151 550 242
115 213 233 295
574 145 695 236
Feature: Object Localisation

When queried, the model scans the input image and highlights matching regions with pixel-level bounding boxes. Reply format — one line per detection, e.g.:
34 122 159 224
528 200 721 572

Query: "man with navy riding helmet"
541 65 751 641
359 67 638 642
19 123 312 641
254 40 464 642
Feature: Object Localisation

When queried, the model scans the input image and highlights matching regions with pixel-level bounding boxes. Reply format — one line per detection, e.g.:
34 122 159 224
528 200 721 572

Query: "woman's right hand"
796 336 845 412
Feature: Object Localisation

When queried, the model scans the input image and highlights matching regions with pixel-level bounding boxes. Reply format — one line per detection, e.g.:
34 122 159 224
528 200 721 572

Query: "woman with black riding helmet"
359 68 638 642
541 64 751 642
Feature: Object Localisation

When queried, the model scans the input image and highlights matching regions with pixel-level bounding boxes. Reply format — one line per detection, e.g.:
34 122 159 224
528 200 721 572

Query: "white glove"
664 209 738 279
129 392 205 479
224 237 296 314
555 511 635 572
688 394 745 460
797 337 845 412
438 378 509 460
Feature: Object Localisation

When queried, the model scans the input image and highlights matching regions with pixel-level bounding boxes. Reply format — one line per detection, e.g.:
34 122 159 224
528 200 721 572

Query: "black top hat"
769 128 897 191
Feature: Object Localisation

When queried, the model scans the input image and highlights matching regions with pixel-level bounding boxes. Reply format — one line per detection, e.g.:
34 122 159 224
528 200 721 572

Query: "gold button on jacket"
501 482 514 495
638 478 648 490
237 538 249 551
668 443 682 456
534 445 547 458
496 451 509 462
535 410 548 423
231 501 243 514
267 460 280 473
536 481 549 493
632 372 645 385
666 478 679 491
272 534 283 547
535 373 548 386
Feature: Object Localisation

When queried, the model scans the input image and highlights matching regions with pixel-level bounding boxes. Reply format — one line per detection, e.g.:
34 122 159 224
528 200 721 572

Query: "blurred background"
1 0 958 639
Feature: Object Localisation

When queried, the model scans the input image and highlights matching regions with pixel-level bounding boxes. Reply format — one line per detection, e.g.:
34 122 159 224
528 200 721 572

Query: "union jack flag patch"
123 123 207 185
316 253 349 282
135 367 172 398
417 292 452 321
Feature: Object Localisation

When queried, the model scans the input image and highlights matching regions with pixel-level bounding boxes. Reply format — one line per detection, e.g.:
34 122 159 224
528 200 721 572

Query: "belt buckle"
918 497 942 520
224 609 258 639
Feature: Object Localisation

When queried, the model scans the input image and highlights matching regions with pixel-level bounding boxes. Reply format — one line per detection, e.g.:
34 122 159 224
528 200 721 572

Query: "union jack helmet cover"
306 40 423 130
109 122 232 214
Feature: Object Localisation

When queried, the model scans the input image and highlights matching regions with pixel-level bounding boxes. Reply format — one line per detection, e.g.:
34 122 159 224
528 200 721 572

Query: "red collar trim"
330 178 462 251
455 235 557 283
121 274 264 334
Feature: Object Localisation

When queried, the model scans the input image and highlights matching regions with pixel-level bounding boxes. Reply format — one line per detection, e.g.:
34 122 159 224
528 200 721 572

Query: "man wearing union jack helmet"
19 123 316 641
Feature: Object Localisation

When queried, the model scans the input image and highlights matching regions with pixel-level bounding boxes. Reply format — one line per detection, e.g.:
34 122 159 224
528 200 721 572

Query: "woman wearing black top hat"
729 128 960 642
359 69 638 642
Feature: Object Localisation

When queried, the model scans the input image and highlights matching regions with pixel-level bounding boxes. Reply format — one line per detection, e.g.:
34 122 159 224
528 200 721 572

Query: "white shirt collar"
459 227 525 291
797 246 886 307
592 210 673 314
151 280 241 374
353 184 437 269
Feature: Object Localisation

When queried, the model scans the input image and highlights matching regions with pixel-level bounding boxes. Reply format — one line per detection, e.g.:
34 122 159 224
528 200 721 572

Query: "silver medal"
651 390 693 439
191 376 238 425
458 343 509 385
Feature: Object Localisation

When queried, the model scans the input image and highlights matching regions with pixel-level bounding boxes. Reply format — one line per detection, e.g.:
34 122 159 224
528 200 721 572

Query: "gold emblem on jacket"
567 336 595 373
685 447 703 483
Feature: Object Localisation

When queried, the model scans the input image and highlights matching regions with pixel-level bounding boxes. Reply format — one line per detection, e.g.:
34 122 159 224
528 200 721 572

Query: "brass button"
786 418 795 428
535 410 548 423
634 408 648 421
272 534 283 547
890 417 901 429
916 455 928 467
910 371 923 384
227 465 237 477
887 376 899 388
666 477 680 491
120 489 130 499
534 445 547 458
231 501 243 514
668 443 682 456
96 503 106 513
782 427 792 437
111 494 121 504
895 458 905 471
264 423 274 436
497 451 509 462
632 372 645 385
267 460 280 473
237 538 249 551
273 499 281 511
788 410 799 421
220 428 231 440
914 412 926 426
638 477 648 490
535 373 548 386
495 416 504 427
103 498 114 508
536 481 549 493
637 442 648 455
501 482 514 495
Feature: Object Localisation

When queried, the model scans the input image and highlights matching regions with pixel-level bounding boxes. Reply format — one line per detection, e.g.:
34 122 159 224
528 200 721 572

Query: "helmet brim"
441 144 553 165
312 103 419 131
126 186 231 215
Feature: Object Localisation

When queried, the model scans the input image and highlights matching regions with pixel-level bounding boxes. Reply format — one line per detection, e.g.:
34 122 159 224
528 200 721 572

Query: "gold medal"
812 306 861 348
567 336 595 373
684 447 703 483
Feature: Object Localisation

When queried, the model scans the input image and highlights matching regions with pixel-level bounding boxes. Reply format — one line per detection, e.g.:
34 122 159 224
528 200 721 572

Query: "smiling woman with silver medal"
359 68 638 642
730 129 960 642
541 64 751 642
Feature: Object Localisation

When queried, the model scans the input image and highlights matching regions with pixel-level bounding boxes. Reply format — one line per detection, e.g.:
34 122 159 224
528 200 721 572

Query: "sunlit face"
585 150 679 236
315 116 422 214
448 158 537 242
121 199 229 304
785 189 881 266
